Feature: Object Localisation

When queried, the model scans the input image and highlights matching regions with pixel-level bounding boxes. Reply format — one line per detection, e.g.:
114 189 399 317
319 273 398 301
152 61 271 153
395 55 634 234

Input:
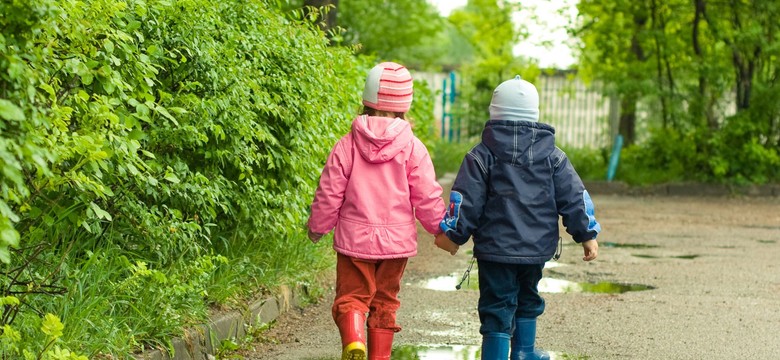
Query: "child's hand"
435 232 459 255
308 228 324 243
581 239 598 261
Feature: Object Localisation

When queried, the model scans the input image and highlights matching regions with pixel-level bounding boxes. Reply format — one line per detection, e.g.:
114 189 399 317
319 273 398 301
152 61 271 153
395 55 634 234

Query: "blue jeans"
477 260 545 335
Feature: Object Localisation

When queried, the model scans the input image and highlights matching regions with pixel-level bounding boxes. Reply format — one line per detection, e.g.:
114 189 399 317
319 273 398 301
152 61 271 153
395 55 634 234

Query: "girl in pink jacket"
307 62 446 360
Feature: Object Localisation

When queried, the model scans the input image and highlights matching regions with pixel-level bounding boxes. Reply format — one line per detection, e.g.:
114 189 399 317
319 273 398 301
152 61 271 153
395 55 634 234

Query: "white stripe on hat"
377 98 413 104
380 85 414 91
382 71 411 78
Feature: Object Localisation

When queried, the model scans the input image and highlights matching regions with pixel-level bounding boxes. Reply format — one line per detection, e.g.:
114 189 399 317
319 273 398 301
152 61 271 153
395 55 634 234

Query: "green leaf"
104 39 114 53
1 324 21 342
0 247 9 264
89 202 113 221
40 83 56 101
0 99 25 121
164 172 181 184
41 313 64 339
0 296 20 306
77 90 90 102
0 228 20 248
155 106 179 125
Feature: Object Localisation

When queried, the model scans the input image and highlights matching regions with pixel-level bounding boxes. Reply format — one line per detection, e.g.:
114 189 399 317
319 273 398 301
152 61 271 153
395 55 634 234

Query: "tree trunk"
620 6 648 146
727 0 759 111
651 0 669 128
732 51 756 111
692 0 718 129
619 95 637 145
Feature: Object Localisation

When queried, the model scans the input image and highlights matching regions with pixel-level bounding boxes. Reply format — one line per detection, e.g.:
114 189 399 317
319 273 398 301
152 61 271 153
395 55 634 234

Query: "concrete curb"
584 181 780 197
133 285 304 360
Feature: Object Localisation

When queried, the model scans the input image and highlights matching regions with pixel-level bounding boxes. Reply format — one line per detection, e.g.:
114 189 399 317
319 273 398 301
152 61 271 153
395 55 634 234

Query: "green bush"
614 127 703 185
431 138 479 177
408 77 438 146
560 146 608 182
615 120 779 186
706 114 780 184
1 0 368 356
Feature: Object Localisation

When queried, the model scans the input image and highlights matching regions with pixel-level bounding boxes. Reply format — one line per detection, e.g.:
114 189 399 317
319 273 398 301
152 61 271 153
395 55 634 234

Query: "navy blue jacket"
440 120 601 264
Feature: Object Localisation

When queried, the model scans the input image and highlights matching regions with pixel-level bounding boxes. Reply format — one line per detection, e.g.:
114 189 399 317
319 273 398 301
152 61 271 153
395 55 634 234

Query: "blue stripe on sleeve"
583 190 601 235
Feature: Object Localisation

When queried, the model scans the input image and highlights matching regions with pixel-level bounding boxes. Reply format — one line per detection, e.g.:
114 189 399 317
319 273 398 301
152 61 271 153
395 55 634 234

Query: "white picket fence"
414 71 616 149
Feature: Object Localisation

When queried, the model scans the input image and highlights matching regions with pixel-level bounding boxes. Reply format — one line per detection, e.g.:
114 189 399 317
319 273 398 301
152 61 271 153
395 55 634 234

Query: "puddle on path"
632 254 700 260
421 268 654 294
602 242 659 249
538 278 654 293
420 262 565 291
391 345 583 360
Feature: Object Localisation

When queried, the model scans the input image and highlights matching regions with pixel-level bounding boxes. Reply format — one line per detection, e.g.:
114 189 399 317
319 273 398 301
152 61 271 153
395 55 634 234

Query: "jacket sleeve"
439 147 488 245
307 137 352 235
408 139 446 235
552 148 601 242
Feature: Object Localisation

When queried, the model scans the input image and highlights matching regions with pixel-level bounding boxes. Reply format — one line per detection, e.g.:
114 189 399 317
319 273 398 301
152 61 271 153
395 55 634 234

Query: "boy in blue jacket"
435 76 601 360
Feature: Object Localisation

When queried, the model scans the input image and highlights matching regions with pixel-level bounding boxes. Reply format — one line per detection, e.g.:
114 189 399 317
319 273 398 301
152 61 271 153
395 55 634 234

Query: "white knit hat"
362 62 414 113
489 75 539 122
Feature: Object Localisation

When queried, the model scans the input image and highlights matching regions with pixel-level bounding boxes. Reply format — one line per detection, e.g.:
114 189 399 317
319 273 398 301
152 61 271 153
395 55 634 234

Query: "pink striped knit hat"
362 62 414 113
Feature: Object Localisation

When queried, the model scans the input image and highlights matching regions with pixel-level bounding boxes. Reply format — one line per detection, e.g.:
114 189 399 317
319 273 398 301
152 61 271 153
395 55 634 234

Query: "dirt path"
240 186 780 359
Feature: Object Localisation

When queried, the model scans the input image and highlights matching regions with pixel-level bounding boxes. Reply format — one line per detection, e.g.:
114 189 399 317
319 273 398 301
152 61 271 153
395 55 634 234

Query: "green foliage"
617 127 703 185
574 0 780 184
430 139 479 177
0 308 88 360
338 0 446 69
560 146 608 182
1 0 366 356
706 115 780 184
448 0 541 138
408 78 437 146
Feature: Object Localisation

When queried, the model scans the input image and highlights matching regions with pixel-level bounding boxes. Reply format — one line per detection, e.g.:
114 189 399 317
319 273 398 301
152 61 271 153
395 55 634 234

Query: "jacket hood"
481 120 556 166
351 115 414 163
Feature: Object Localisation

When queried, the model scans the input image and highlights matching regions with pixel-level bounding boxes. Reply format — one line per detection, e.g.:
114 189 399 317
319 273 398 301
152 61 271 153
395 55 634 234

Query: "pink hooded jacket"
308 115 446 259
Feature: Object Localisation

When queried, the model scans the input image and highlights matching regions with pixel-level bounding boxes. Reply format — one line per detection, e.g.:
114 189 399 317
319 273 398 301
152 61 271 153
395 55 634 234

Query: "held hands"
307 228 324 243
581 239 598 261
434 232 459 255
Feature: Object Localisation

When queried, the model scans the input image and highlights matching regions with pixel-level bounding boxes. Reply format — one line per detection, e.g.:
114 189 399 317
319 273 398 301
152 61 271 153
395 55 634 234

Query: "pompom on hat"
489 75 540 122
362 62 414 113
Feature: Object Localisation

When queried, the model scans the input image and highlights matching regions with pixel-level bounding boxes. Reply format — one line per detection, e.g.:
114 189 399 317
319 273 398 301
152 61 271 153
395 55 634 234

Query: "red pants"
332 253 408 332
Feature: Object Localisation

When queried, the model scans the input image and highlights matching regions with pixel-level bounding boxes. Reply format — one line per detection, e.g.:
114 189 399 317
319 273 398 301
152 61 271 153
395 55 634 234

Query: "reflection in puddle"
632 254 700 260
602 242 659 249
422 273 653 294
539 278 654 293
422 275 463 291
392 345 579 360
393 344 479 360
423 262 564 291
544 261 566 268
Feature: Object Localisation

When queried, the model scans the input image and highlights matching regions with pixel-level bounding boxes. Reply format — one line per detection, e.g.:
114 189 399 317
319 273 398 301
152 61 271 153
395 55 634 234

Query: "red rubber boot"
338 311 367 360
367 328 395 360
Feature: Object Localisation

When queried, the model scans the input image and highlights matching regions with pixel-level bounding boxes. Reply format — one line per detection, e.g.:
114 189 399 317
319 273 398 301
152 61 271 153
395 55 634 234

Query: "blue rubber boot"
510 318 550 360
481 332 510 360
